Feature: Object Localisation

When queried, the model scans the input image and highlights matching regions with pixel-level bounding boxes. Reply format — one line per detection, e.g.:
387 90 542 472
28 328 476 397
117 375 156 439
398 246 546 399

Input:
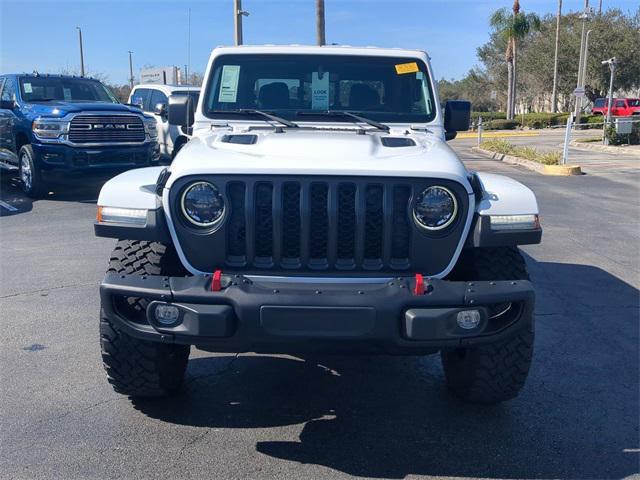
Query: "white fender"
474 172 539 216
97 166 165 210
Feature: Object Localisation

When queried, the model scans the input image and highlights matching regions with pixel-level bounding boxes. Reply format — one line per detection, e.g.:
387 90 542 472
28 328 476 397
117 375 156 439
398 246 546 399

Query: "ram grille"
68 115 145 144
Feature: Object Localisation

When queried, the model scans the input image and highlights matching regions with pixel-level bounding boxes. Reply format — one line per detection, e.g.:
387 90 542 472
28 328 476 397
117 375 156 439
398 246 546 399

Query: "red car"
592 98 640 116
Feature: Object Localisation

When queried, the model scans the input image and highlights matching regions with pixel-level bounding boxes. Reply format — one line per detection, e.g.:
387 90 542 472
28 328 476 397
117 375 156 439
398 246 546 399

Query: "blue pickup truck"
0 73 160 197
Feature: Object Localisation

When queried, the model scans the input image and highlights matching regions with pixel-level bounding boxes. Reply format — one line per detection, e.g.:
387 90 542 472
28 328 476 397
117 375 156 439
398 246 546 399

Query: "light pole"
602 57 617 145
551 0 562 113
128 51 134 90
316 0 326 46
234 0 249 46
581 29 593 90
574 2 593 125
76 27 85 77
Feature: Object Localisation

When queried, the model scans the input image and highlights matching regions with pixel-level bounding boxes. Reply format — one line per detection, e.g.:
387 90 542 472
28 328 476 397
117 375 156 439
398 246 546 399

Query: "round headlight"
180 181 225 227
413 186 458 231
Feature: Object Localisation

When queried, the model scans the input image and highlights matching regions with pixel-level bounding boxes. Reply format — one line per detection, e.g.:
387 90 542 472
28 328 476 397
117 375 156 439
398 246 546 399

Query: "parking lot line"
0 200 18 212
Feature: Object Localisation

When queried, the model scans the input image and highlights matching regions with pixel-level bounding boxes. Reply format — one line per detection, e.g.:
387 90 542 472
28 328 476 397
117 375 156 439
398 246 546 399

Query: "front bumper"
100 274 534 355
32 141 160 174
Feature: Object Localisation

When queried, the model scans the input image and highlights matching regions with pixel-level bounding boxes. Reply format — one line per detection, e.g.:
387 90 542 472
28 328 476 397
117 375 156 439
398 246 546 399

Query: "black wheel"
100 240 189 397
19 144 46 198
441 247 534 404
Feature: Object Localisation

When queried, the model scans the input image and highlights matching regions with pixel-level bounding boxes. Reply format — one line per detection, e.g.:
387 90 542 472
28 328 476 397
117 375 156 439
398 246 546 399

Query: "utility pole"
187 7 191 85
76 27 85 77
573 0 592 125
598 0 602 15
234 0 249 46
551 0 562 113
128 51 134 90
602 57 617 145
316 0 326 46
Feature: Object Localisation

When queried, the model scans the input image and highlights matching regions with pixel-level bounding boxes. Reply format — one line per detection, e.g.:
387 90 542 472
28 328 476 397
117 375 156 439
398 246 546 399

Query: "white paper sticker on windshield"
311 72 329 110
218 65 240 103
63 88 72 100
23 83 33 94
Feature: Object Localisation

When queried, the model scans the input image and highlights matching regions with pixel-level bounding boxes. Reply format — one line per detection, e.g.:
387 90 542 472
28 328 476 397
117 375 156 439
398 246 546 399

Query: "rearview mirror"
0 99 15 110
168 95 194 128
444 100 471 140
153 102 167 117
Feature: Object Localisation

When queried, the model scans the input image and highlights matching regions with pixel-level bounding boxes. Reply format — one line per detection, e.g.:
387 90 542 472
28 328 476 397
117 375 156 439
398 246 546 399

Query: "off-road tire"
19 144 46 198
441 247 534 404
100 240 189 397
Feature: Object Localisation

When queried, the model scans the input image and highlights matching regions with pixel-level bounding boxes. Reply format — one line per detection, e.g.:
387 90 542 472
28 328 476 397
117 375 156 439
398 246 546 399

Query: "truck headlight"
413 186 458 231
32 118 69 140
180 181 225 227
144 118 158 140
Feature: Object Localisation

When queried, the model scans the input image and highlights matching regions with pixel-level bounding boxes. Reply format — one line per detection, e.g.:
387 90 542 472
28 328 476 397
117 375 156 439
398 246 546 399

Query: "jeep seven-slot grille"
225 180 412 271
69 114 145 144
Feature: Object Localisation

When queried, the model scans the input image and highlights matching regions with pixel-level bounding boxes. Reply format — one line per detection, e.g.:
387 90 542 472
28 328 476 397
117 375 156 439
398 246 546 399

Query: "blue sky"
1 0 638 85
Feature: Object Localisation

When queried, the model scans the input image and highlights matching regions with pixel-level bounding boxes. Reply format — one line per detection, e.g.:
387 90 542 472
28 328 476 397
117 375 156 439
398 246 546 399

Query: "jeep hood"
168 129 472 192
24 101 143 118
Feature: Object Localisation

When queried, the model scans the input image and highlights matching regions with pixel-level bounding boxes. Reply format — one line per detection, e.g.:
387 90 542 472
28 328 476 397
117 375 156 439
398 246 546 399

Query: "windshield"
628 99 640 107
203 54 436 123
19 77 118 103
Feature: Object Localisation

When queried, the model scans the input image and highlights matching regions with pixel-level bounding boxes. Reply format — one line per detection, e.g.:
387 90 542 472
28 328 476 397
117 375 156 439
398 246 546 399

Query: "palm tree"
490 1 541 119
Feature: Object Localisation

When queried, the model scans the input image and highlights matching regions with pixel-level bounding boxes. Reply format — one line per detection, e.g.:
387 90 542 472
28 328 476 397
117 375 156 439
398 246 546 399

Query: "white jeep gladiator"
95 45 541 404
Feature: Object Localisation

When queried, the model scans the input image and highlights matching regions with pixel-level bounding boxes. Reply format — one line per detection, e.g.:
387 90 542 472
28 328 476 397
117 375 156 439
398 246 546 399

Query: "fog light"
155 304 180 325
456 310 481 330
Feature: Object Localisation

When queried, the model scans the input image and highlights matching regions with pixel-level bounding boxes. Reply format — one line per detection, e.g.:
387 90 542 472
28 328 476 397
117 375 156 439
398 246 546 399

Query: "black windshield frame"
202 53 437 124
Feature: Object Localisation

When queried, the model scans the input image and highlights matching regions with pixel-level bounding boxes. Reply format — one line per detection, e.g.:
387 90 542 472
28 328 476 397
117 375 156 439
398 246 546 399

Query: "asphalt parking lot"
0 137 638 480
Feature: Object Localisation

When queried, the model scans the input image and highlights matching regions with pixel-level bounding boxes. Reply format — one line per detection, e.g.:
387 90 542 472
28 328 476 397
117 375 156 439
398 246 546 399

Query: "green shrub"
480 139 516 154
605 122 640 145
486 119 518 130
471 111 506 122
480 139 560 165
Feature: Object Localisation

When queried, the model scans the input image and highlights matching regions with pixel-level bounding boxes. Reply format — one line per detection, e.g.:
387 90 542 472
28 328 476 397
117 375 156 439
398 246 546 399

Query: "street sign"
573 87 586 98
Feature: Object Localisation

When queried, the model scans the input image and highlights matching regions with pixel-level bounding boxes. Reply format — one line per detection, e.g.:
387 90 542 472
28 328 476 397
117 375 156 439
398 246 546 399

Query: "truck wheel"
441 247 534 404
100 240 189 397
19 144 46 198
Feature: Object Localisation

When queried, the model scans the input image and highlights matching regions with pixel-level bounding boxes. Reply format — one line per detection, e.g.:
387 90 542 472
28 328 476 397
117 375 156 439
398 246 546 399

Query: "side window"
149 89 168 109
615 100 625 108
1 78 16 102
130 88 150 110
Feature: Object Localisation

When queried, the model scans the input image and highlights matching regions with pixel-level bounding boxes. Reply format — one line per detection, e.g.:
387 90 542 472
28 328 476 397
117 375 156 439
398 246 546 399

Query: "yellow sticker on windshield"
395 62 419 75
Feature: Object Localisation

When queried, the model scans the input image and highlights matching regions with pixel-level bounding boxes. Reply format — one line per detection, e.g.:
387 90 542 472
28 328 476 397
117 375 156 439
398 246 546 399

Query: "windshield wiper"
30 98 58 102
209 109 298 128
297 110 390 132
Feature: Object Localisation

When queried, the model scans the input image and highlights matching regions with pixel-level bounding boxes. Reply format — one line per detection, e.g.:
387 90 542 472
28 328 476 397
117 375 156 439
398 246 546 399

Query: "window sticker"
218 65 240 103
23 82 33 93
395 62 419 75
311 72 329 110
63 88 72 100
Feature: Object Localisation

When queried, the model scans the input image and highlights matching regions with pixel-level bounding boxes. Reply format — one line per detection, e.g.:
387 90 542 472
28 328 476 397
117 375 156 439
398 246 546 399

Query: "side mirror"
154 102 167 117
444 100 471 140
0 99 15 110
168 95 194 128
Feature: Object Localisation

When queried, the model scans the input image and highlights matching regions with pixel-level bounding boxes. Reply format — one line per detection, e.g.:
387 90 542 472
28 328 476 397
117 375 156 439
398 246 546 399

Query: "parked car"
591 97 640 116
128 84 200 160
0 73 159 197
95 45 542 405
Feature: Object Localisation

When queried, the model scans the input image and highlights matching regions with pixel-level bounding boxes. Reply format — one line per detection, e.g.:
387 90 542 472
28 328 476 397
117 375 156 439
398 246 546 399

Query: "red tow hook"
211 269 223 292
413 273 425 296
